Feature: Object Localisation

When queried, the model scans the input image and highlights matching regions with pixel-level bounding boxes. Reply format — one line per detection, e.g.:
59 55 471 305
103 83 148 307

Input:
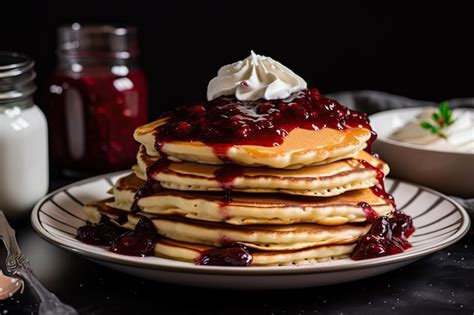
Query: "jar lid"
57 23 139 58
0 52 36 103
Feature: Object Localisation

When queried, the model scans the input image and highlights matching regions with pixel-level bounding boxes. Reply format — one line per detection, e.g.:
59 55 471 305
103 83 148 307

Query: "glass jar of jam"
47 24 148 175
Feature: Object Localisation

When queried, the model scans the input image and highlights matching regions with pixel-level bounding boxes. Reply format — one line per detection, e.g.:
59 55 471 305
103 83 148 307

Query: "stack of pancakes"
85 117 394 266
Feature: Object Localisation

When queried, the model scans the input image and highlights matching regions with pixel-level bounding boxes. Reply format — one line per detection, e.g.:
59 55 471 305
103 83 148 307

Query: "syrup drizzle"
131 156 170 213
365 130 378 155
213 165 245 187
213 165 245 205
212 144 233 162
358 160 396 207
358 202 379 222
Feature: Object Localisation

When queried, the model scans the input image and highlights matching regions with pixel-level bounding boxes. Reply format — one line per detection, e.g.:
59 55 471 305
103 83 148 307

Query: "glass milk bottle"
0 52 48 218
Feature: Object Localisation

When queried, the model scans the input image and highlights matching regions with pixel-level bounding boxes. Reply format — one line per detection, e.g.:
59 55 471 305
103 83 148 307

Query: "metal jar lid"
57 23 139 59
0 52 36 104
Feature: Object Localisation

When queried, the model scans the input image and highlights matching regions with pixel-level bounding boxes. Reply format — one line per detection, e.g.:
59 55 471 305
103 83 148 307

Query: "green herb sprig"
420 102 455 139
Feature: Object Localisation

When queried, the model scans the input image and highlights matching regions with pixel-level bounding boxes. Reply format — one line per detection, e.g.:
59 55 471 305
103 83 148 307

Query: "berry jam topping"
130 180 154 213
76 215 158 257
131 157 170 213
358 160 396 207
154 88 375 160
76 216 128 246
365 130 378 155
351 210 415 260
390 210 416 239
213 165 245 188
196 244 253 266
110 216 158 257
371 185 396 207
213 165 245 204
352 160 413 260
211 144 233 162
222 189 233 204
358 202 379 222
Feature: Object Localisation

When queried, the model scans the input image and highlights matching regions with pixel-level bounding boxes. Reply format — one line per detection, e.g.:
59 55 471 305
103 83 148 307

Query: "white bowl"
370 107 474 197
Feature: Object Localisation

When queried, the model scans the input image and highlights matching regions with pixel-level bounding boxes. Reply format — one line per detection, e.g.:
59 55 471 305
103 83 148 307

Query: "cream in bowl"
370 105 474 197
390 105 474 153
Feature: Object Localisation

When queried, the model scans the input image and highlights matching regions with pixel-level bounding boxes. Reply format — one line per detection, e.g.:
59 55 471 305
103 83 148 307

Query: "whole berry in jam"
173 121 193 136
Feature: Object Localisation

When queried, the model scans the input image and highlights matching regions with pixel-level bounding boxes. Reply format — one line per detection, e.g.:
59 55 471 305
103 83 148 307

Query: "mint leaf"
447 111 455 125
439 102 449 118
421 121 435 130
421 102 454 138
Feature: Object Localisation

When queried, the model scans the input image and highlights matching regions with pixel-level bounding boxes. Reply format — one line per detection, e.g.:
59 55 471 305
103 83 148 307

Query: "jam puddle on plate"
195 244 253 267
352 210 415 260
353 160 414 260
77 215 158 257
76 215 254 266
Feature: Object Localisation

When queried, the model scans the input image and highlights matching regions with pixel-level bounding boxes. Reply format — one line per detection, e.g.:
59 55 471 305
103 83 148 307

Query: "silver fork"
0 211 77 315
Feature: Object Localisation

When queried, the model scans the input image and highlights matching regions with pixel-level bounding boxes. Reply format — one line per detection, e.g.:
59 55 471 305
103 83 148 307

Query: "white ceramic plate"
370 107 474 196
31 172 470 289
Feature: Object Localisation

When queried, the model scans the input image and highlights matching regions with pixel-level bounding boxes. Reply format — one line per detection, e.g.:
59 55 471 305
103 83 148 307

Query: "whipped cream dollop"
390 108 474 153
207 51 307 101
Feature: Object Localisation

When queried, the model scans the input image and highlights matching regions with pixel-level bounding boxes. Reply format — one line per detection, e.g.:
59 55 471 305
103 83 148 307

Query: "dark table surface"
1 177 473 315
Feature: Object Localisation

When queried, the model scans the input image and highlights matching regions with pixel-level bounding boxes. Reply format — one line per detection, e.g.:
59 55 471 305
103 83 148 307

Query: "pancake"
134 118 371 169
85 201 370 251
155 238 354 266
108 173 393 225
134 145 389 197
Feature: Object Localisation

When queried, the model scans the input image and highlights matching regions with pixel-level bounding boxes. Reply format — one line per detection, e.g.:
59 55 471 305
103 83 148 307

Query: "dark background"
1 3 474 314
2 1 473 119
